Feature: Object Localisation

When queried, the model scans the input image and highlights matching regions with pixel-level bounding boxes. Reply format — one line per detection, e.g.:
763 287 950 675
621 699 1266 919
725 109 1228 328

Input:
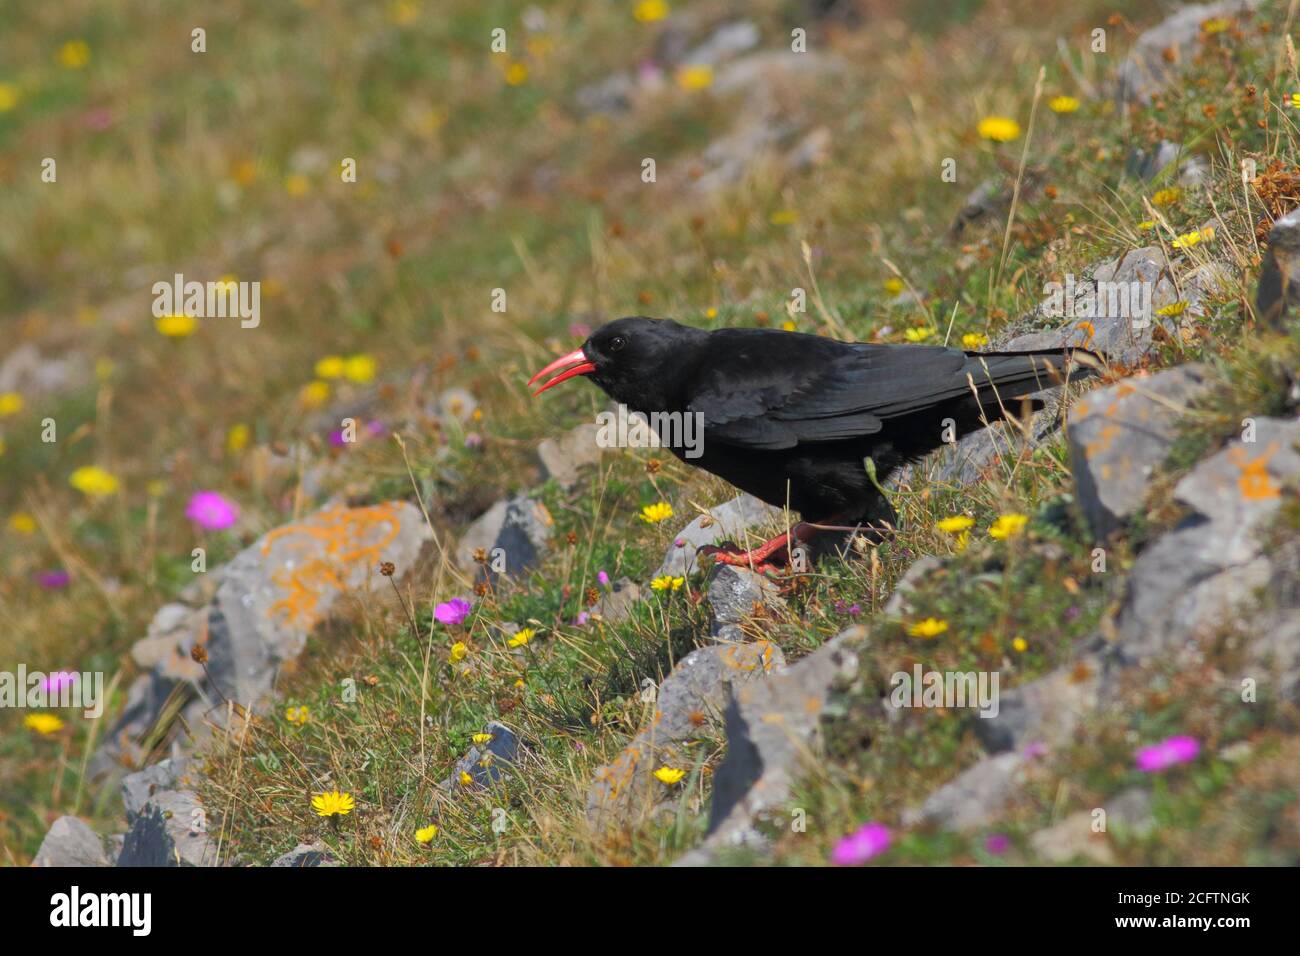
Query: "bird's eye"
609 335 626 353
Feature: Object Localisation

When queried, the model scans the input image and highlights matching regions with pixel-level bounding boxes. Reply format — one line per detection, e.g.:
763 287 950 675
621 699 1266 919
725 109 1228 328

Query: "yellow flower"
0 82 18 112
389 0 418 25
988 513 1029 539
653 766 686 785
651 575 685 591
1291 92 1300 109
311 789 355 817
459 771 473 786
1137 220 1157 231
415 824 438 843
677 65 714 91
1150 187 1181 207
977 116 1021 142
58 40 90 70
883 278 905 295
1048 95 1081 114
908 617 950 638
299 380 331 409
903 327 934 343
145 479 166 498
8 512 37 535
508 628 536 648
343 354 376 384
1171 226 1215 249
505 62 528 86
0 392 23 417
25 713 64 735
449 641 468 662
1201 16 1231 34
155 314 198 338
69 465 120 498
1012 637 1028 653
1156 301 1188 317
705 307 718 319
314 355 345 379
285 705 310 726
936 515 974 533
471 732 493 745
226 423 251 454
639 501 674 524
285 174 311 196
633 0 670 23
961 332 989 349
781 320 797 332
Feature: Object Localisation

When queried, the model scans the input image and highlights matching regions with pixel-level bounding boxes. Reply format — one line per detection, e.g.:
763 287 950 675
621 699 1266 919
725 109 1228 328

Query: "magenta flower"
1022 740 1049 760
984 833 1009 855
464 433 483 449
830 821 891 866
41 672 77 694
1135 735 1200 772
597 570 610 586
328 429 349 447
186 491 239 530
434 597 472 626
36 569 71 589
574 611 590 626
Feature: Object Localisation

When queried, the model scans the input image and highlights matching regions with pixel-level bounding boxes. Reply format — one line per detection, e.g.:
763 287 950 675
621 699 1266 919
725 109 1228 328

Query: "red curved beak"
529 347 595 396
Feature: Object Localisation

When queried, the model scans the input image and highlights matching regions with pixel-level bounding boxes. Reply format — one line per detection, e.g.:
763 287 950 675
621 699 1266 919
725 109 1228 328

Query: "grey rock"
1125 140 1207 184
117 790 217 867
975 655 1105 754
950 171 1045 237
89 671 185 780
441 721 520 790
455 495 553 578
1256 206 1300 330
698 626 863 851
271 842 338 867
0 342 87 399
537 423 603 489
655 494 782 579
122 758 193 822
588 641 785 827
680 20 760 68
1067 365 1210 540
576 72 636 115
882 556 943 617
707 566 785 642
1107 787 1156 837
33 816 109 867
593 577 642 625
1115 1 1260 108
902 752 1025 831
1030 810 1115 864
130 603 206 680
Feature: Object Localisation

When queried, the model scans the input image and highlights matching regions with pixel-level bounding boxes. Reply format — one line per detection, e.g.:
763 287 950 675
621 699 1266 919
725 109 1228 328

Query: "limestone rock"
537 423 603 489
117 790 217 867
455 495 553 578
33 816 109 867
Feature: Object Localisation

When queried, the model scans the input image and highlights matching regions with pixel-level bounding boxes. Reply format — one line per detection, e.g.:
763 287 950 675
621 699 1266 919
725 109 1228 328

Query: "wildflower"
311 789 355 817
770 210 798 225
504 62 528 86
1022 741 1049 759
1171 226 1215 249
988 513 1029 539
653 766 686 785
186 491 239 531
36 570 71 589
471 732 493 745
1156 301 1189 317
830 821 891 865
677 65 713 90
41 672 76 694
1137 219 1157 230
299 380 331 408
69 465 120 498
226 423 251 454
415 824 438 844
1135 735 1200 772
0 392 23 417
961 332 989 349
1012 636 1028 653
1150 187 1181 206
343 354 376 384
598 570 611 587
985 833 1010 855
903 327 934 342
1048 95 1080 114
449 641 468 662
1201 16 1231 34
883 277 905 295
285 174 311 196
908 617 949 638
285 705 309 726
8 512 36 535
58 40 90 69
459 771 473 786
633 0 669 23
25 713 64 735
705 307 718 319
435 598 472 626
639 502 674 524
1291 92 1300 109
936 515 974 534
977 116 1021 142
389 0 419 25
508 628 536 648
155 314 198 337
651 575 685 592
0 82 19 112
314 355 346 379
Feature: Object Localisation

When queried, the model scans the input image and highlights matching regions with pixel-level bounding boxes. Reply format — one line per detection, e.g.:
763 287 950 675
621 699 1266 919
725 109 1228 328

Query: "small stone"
441 721 520 790
1030 810 1115 864
707 565 785 641
455 495 553 578
33 816 108 867
122 758 193 822
117 790 217 867
902 752 1025 831
593 577 642 624
271 842 338 867
537 423 603 489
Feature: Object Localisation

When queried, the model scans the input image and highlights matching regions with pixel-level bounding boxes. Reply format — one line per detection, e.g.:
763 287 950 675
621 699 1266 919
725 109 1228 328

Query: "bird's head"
529 316 705 408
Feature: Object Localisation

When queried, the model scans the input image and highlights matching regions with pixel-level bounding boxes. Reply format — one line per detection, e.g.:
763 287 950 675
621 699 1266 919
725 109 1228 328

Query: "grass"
2 0 1298 865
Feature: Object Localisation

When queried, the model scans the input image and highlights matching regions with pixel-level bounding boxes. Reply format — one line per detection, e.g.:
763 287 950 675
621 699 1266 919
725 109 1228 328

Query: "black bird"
531 317 1100 573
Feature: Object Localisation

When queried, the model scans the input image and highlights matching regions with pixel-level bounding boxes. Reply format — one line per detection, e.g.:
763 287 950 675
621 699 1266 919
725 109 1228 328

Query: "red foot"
699 530 801 577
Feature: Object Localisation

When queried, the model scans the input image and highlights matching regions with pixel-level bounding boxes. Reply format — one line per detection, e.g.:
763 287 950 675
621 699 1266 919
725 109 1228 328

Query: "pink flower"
984 833 1009 855
830 821 891 866
597 570 610 586
186 491 239 531
1022 740 1049 760
434 597 472 626
574 611 590 626
36 569 71 589
1135 735 1200 772
41 672 77 694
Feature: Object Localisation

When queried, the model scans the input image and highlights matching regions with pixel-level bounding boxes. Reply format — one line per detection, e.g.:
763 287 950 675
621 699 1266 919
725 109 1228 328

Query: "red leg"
701 524 817 576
